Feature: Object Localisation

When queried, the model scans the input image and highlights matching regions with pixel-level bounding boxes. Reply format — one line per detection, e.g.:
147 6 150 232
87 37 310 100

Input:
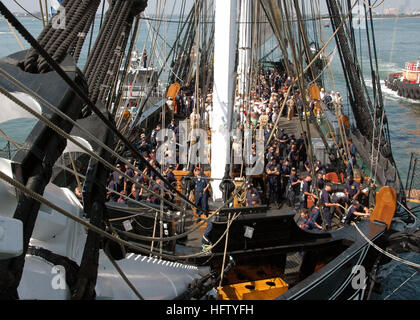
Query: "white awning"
63 136 93 154
0 92 42 124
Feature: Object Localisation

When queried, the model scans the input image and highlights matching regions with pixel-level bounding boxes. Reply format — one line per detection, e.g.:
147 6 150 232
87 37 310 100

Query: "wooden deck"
273 114 322 140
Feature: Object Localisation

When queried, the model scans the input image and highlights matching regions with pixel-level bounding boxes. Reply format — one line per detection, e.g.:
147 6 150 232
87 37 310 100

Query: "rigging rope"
361 0 385 9
104 249 145 300
12 0 42 20
383 270 418 300
5 18 25 50
264 4 352 149
0 128 24 150
54 163 171 215
0 76 248 245
397 201 418 223
351 222 420 270
0 167 244 260
0 67 204 216
0 85 183 212
216 212 232 299
0 4 202 213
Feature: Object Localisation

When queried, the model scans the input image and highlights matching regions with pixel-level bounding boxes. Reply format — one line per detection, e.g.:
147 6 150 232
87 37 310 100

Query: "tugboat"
385 59 420 100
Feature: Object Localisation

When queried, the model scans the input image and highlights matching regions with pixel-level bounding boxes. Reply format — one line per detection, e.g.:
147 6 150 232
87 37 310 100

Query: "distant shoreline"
321 15 420 21
371 15 420 20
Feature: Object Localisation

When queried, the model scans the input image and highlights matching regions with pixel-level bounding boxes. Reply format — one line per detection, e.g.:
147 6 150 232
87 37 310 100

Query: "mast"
237 0 252 96
210 0 238 200
326 0 373 141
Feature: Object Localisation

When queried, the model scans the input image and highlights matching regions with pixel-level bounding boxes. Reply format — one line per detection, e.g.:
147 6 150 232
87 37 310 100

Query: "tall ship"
0 0 418 301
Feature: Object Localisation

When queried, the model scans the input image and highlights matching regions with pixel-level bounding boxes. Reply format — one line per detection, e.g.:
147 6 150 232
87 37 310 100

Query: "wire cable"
351 221 420 270
11 0 42 20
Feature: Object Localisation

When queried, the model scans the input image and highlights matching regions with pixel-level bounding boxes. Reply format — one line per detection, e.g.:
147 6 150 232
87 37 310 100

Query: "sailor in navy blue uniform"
299 209 312 230
266 145 276 162
266 157 281 206
149 178 164 205
320 184 340 230
316 171 325 192
288 167 301 209
246 185 262 207
300 174 317 209
264 125 272 145
304 159 311 174
296 132 307 170
137 133 151 153
193 167 209 216
281 159 291 200
168 119 176 132
299 209 321 231
277 129 289 158
343 201 369 224
112 163 124 193
315 160 326 177
310 200 324 229
163 166 177 187
107 178 119 202
347 138 357 177
133 167 143 201
344 175 361 202
123 161 135 194
150 124 161 148
287 144 298 169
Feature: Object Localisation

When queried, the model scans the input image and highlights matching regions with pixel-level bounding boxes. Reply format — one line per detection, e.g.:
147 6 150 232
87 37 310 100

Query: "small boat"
385 60 420 100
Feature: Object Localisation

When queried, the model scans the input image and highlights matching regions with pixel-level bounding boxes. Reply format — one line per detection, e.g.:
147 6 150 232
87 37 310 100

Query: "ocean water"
0 14 419 300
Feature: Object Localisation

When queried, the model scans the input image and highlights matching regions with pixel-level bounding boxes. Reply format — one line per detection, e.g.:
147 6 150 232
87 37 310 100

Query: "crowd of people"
100 67 369 236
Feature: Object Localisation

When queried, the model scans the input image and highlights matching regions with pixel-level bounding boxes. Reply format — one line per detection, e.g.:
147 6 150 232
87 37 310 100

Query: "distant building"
383 8 398 15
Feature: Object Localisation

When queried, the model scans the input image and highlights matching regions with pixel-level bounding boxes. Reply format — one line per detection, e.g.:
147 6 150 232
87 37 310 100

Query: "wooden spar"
211 0 238 200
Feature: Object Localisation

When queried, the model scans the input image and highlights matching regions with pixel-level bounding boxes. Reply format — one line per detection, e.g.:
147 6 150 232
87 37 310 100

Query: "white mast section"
238 0 252 96
210 0 238 200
